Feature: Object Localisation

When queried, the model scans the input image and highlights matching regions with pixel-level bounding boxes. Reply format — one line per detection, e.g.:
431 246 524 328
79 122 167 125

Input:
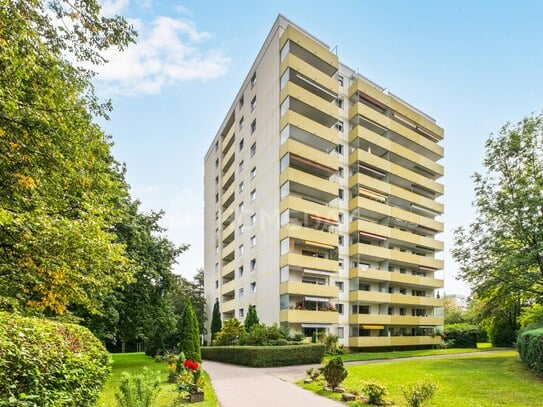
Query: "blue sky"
96 1 543 295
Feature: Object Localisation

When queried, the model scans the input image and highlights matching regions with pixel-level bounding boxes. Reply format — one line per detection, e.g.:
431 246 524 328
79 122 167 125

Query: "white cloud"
95 16 230 95
101 0 130 17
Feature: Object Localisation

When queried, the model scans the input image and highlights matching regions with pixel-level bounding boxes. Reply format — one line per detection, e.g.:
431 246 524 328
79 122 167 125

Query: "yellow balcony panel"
280 309 338 324
221 184 235 207
221 240 235 260
349 173 443 215
221 265 235 279
349 78 443 141
349 314 443 326
280 253 337 273
280 82 338 120
280 281 338 298
222 206 235 227
349 291 444 307
280 167 337 197
222 165 235 189
349 126 443 177
349 220 443 252
349 243 443 270
349 102 443 158
221 221 235 243
279 25 338 72
280 53 338 96
348 267 444 289
221 280 235 296
222 299 235 313
280 111 338 145
349 336 442 348
280 195 338 222
222 129 235 154
280 138 338 173
349 149 443 196
222 148 235 172
280 224 338 248
349 197 444 233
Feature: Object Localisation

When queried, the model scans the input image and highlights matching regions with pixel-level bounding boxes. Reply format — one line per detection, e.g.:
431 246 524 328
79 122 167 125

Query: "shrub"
0 312 110 406
361 380 388 405
400 378 437 407
212 318 244 346
444 323 479 348
178 301 201 362
290 333 305 342
321 356 347 388
489 316 517 347
324 334 339 354
115 368 161 407
238 323 283 346
518 327 543 374
202 344 325 367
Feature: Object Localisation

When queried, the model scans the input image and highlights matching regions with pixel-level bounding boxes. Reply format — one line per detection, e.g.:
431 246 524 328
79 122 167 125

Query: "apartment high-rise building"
204 15 444 349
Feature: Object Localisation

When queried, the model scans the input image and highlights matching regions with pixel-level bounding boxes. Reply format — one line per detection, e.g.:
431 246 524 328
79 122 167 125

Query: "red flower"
183 359 199 370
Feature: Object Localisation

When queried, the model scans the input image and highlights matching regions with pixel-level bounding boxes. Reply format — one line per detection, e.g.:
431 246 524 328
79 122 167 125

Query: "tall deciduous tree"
210 299 222 340
452 113 543 300
0 0 137 314
178 301 201 362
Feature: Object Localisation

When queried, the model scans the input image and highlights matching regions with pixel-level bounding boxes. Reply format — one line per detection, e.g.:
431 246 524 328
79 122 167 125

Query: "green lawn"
301 351 543 406
338 343 499 363
98 353 218 407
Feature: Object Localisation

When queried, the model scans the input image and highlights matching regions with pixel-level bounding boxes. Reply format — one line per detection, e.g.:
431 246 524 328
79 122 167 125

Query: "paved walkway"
204 350 511 407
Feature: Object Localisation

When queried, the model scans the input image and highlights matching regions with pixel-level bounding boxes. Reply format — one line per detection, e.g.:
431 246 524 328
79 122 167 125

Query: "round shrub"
322 356 347 388
0 312 111 406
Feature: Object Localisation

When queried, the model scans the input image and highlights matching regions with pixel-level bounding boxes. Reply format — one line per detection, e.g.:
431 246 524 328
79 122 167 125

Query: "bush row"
0 312 110 406
444 323 480 348
518 328 543 374
202 344 325 367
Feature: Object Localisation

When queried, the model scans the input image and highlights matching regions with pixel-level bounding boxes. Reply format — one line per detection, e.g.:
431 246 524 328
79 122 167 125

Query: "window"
337 75 344 86
215 280 218 289
238 224 244 235
239 138 244 150
388 307 394 315
336 121 344 132
337 98 344 108
250 142 256 157
338 213 344 224
250 281 256 293
239 116 244 130
250 119 256 134
239 288 244 298
250 235 256 248
337 144 344 155
215 211 218 221
239 308 244 318
250 213 256 225
215 158 219 168
239 202 244 214
250 189 256 202
359 283 370 291
339 235 344 246
338 327 344 338
336 303 344 314
251 96 256 111
400 307 406 316
215 263 218 273
238 181 244 193
250 258 256 271
338 167 344 178
335 281 344 292
214 140 219 151
338 258 344 269
215 176 219 185
214 193 218 203
238 245 244 255
239 266 244 277
250 167 256 179
339 189 344 200
239 95 244 109
215 245 219 254
400 287 407 295
239 160 244 172
250 72 256 88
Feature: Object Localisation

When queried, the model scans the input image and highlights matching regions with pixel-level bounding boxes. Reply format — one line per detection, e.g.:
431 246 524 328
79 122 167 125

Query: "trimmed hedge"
444 324 479 348
0 312 111 406
518 328 543 374
202 344 325 367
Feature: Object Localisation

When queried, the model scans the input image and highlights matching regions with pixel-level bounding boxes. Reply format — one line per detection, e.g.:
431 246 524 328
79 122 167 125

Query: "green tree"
212 318 244 346
210 299 222 340
178 301 201 362
452 113 543 302
444 298 466 325
0 0 137 314
244 305 259 331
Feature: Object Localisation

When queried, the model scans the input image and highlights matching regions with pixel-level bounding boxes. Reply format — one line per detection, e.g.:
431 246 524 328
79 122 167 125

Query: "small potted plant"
178 359 204 403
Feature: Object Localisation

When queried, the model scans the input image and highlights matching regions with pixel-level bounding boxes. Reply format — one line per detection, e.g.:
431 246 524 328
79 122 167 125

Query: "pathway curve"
204 349 512 407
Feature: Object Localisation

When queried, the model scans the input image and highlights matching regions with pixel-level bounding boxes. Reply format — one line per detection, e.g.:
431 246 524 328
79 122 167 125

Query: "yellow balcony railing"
280 253 337 273
280 53 338 95
280 167 337 197
280 309 338 324
348 314 443 326
348 267 444 289
280 195 338 222
280 110 338 145
349 243 443 270
281 82 338 120
280 138 338 172
280 281 338 298
349 290 444 307
348 335 442 348
280 224 338 249
222 299 235 313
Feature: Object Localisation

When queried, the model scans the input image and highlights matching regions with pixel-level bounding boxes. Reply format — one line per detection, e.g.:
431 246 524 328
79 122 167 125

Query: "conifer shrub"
0 312 110 406
178 301 201 362
321 356 347 388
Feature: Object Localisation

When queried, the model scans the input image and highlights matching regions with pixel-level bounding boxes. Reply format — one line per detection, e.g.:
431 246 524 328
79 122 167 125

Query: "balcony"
349 148 443 197
222 299 235 313
280 53 338 96
221 265 235 279
349 291 443 307
349 242 443 270
280 138 338 174
349 314 443 326
221 221 235 244
221 183 235 209
348 267 444 289
279 25 338 76
280 111 338 146
222 128 235 154
349 196 444 233
280 253 337 273
280 281 338 298
349 125 443 177
348 335 442 348
222 148 235 173
280 195 338 222
350 220 443 252
281 167 337 201
280 224 338 249
222 240 235 262
222 165 235 190
222 206 235 228
281 82 338 122
280 309 338 324
221 279 236 296
283 96 337 129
